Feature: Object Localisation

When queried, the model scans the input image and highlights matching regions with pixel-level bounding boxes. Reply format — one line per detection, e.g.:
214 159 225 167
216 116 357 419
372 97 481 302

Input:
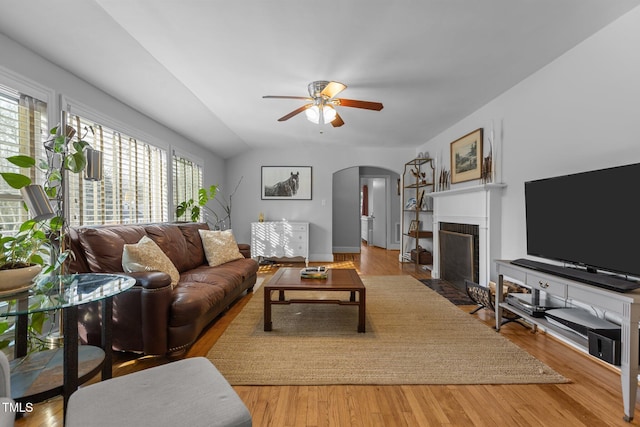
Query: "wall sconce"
84 148 103 181
20 184 55 221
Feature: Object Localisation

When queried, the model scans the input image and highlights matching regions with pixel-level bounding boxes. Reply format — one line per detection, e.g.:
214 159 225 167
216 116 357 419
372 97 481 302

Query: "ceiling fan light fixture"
305 105 320 124
323 105 337 123
305 105 336 125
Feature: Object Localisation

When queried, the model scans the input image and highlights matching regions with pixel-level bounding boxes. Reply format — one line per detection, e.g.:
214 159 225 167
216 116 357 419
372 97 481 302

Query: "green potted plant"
175 184 219 224
0 155 53 289
0 219 50 283
0 123 91 351
175 176 243 229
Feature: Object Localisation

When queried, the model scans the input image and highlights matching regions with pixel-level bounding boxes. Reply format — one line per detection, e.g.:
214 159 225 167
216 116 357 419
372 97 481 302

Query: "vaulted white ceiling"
1 1 638 159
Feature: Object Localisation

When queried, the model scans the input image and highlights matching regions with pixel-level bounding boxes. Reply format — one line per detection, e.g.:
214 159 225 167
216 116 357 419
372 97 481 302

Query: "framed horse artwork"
261 166 312 200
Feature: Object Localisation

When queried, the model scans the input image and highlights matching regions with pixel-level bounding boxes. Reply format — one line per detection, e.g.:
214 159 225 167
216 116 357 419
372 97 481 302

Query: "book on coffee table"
300 266 328 279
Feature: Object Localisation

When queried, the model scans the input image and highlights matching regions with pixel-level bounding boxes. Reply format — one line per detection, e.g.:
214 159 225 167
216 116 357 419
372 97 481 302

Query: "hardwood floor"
14 243 640 426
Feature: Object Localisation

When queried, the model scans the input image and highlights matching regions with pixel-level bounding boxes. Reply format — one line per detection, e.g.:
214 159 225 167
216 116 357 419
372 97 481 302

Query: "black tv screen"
524 162 640 278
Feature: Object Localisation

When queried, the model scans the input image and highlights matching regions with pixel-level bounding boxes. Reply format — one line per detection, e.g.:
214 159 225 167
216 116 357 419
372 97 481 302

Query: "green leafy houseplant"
1 156 51 271
0 124 90 352
175 176 243 229
1 125 89 273
175 184 218 224
0 219 50 269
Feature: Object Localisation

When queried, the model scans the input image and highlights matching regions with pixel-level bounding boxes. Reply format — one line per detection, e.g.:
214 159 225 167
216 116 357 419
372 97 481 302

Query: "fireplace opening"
439 223 479 291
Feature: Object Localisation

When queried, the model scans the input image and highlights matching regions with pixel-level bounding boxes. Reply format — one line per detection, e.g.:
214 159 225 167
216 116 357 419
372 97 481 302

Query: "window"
0 85 47 234
66 114 168 225
2 83 172 229
172 153 203 221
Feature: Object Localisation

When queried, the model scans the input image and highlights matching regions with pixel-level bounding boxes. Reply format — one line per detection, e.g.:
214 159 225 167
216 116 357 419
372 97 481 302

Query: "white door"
371 178 387 248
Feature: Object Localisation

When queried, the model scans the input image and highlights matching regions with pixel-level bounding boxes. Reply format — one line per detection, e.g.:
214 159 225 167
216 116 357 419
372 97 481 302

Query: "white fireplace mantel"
430 183 506 286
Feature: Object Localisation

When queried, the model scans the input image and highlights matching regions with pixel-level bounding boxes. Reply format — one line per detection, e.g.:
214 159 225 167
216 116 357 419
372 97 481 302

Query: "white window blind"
67 115 168 225
172 153 203 221
0 85 47 234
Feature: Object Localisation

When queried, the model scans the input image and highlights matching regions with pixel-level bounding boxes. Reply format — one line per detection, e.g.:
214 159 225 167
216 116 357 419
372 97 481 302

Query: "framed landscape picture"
450 128 483 184
261 166 312 200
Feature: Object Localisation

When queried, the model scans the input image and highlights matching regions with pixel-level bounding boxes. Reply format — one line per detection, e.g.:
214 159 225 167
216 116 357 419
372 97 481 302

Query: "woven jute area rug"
207 274 568 385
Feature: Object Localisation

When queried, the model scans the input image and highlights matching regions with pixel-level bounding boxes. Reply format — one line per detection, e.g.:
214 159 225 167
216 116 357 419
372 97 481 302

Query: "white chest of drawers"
250 221 309 264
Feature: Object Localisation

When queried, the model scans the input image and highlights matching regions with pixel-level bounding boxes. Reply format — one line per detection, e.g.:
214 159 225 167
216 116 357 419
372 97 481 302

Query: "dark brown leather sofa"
66 222 258 357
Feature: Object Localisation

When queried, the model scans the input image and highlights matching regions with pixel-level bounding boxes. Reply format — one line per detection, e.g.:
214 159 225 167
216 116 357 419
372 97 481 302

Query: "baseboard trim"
331 247 361 253
310 253 335 262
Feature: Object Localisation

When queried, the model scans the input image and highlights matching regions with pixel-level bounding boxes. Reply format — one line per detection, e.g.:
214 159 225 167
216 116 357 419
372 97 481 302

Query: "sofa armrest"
123 271 172 289
238 243 251 259
126 271 173 354
80 271 173 355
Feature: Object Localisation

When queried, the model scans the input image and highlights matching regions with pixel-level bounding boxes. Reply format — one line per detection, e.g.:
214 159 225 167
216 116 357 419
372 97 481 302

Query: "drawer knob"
538 280 549 289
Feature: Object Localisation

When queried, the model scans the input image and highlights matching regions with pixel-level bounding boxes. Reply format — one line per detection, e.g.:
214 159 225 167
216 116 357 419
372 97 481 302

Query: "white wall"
226 146 413 261
417 6 640 274
0 33 225 214
333 167 361 253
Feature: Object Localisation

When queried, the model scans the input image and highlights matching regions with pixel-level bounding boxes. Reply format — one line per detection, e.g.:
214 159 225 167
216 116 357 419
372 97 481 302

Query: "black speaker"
588 329 621 365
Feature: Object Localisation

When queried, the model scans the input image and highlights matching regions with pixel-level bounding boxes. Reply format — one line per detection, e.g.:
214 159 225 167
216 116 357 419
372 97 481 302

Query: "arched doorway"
331 166 400 255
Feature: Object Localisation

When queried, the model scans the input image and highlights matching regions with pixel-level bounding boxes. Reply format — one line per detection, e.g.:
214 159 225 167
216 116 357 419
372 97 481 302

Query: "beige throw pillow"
122 235 180 288
199 229 244 267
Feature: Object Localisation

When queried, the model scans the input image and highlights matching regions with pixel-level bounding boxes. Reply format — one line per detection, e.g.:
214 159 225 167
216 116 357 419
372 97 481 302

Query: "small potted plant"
0 219 50 289
0 154 53 292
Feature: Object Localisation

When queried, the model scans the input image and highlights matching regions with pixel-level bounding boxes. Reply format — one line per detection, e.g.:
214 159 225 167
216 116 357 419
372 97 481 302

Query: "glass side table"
0 273 135 417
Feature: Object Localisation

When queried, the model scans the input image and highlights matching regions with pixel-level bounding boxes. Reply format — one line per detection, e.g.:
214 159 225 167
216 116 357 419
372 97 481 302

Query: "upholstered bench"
66 357 251 427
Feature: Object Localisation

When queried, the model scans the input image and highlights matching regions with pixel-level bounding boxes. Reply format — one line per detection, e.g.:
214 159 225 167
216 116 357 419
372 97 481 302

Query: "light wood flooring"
14 243 640 426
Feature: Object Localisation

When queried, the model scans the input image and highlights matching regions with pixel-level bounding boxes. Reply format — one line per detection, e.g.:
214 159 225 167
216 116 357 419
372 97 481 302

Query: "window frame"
0 69 53 234
65 111 169 226
172 150 204 222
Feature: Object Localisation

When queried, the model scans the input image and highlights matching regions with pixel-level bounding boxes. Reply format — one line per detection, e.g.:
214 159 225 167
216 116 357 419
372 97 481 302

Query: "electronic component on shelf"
545 308 619 338
505 293 563 317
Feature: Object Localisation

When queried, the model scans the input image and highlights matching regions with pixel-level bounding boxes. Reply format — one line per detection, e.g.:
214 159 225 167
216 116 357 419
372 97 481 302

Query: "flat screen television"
524 162 640 280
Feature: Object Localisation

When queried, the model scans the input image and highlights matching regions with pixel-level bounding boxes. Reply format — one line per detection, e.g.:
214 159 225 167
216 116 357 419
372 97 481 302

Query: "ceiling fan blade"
263 95 312 100
320 81 347 99
336 98 384 111
331 113 345 128
277 104 313 121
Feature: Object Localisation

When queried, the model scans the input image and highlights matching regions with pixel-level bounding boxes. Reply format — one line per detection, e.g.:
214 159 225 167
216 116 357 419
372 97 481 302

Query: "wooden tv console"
495 260 640 422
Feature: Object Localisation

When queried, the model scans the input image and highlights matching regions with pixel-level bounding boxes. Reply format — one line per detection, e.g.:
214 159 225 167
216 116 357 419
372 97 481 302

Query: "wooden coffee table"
264 268 366 333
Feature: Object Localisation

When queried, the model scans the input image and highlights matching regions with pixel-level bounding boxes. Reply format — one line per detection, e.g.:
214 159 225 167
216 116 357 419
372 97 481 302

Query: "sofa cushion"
199 229 244 267
144 224 192 273
76 225 147 272
175 223 209 271
179 255 256 292
170 281 227 327
122 236 180 288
